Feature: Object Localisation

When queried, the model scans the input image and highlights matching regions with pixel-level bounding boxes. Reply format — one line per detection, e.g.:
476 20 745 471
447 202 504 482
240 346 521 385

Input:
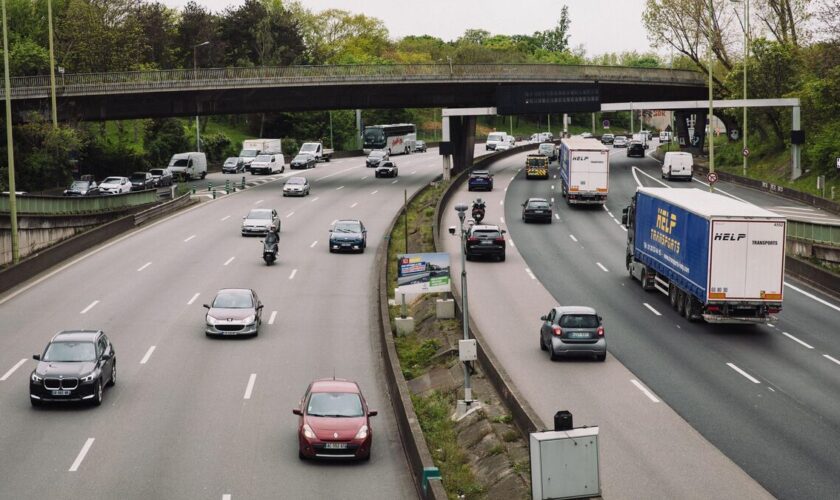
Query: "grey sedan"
539 306 607 361
203 288 263 337
283 177 310 197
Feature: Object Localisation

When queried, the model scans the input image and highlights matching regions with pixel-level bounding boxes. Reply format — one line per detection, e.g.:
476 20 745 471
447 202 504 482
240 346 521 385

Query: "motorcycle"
262 233 279 265
471 202 486 224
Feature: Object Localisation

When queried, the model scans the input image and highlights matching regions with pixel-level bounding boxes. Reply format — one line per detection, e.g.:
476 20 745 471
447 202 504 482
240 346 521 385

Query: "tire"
30 397 42 407
465 254 472 261
596 353 607 362
92 380 103 407
669 284 679 309
499 253 506 262
549 343 559 361
299 451 307 460
684 295 699 322
107 361 116 387
540 333 548 351
676 290 686 316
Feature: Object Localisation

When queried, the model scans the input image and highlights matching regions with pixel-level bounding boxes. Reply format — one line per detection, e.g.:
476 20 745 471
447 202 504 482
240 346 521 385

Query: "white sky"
160 0 654 56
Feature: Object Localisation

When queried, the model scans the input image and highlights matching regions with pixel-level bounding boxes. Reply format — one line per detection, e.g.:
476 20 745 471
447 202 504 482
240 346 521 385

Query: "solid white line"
596 262 609 272
631 166 670 188
254 199 264 205
223 256 235 266
243 374 257 400
500 217 505 224
784 282 840 313
268 311 277 325
187 293 200 305
286 211 295 218
727 362 761 384
371 190 378 195
0 359 27 381
223 495 231 500
630 379 660 403
780 331 814 349
310 240 318 248
310 197 320 202
824 354 840 366
774 206 815 211
69 438 95 472
569 234 578 242
525 268 536 280
140 346 156 365
392 180 399 184
289 269 297 280
504 187 508 192
220 215 231 221
336 186 344 190
554 213 560 220
184 235 196 242
80 300 99 314
500 199 504 205
350 202 358 208
137 262 151 272
642 303 662 316
508 239 515 247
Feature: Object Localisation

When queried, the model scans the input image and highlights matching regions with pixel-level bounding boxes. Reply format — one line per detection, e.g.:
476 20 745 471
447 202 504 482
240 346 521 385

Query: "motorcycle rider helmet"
269 225 277 232
475 198 483 205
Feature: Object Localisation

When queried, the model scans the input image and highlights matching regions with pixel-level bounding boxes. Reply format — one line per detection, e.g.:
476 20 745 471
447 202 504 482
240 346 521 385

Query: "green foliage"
143 118 189 169
10 38 49 75
201 132 234 163
394 335 441 380
491 414 513 424
5 114 83 192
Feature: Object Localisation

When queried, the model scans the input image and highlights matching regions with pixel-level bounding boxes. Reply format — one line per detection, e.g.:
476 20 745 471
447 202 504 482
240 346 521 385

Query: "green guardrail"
788 219 840 247
0 191 159 215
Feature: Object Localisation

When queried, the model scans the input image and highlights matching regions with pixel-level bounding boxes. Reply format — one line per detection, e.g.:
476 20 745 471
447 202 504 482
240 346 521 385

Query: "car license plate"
481 240 493 245
534 210 544 214
569 332 590 339
324 443 347 449
51 390 71 396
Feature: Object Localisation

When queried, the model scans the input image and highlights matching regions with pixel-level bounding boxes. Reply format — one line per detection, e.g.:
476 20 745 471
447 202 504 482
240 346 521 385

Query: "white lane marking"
187 293 200 305
551 185 555 190
551 198 555 203
691 178 748 203
268 311 277 325
554 213 560 220
223 256 235 266
824 354 840 366
780 331 814 349
620 225 628 232
727 362 761 384
631 166 669 188
603 205 609 212
310 240 318 248
784 282 840 313
223 495 231 500
80 300 99 314
504 187 508 192
392 180 399 184
350 202 358 208
508 239 516 247
140 346 156 365
289 269 297 280
631 379 660 403
642 303 661 316
286 211 295 218
553 175 557 179
525 268 536 280
614 218 623 226
137 262 152 272
184 235 196 242
371 190 378 195
1 359 27 381
336 186 344 190
314 167 356 182
767 323 776 328
596 262 609 273
361 175 368 180
500 217 505 224
244 373 257 400
254 199 264 205
310 197 320 203
500 199 504 206
774 206 815 211
220 215 231 221
69 438 95 472
569 234 578 242
411 170 417 175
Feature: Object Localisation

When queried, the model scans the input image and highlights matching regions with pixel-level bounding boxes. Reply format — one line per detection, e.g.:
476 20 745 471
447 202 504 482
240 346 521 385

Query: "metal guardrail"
3 64 706 100
788 219 840 246
0 190 158 215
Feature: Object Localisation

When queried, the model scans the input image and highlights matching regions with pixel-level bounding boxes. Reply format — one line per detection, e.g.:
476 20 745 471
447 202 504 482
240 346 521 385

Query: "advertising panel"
397 253 451 294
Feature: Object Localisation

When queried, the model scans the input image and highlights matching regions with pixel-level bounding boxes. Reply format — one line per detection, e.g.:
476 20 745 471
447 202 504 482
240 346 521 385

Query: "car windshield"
473 229 501 239
527 158 545 167
559 314 599 328
254 155 271 162
212 292 254 309
247 211 272 220
307 392 364 418
528 201 550 209
150 169 164 175
488 133 505 141
369 151 385 158
472 171 490 177
539 144 553 152
287 178 305 185
240 149 258 158
293 155 310 162
43 341 96 362
300 144 318 152
172 159 189 167
102 177 122 183
224 158 237 165
603 134 614 139
334 222 361 233
70 181 88 189
416 141 425 145
130 174 146 181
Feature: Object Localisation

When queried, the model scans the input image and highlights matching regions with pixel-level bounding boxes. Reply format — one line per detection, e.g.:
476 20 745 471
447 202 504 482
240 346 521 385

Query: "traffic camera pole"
456 205 472 404
2 0 19 264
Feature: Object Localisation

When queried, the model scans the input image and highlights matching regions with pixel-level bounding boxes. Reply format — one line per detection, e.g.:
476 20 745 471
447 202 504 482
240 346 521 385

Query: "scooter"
262 237 278 265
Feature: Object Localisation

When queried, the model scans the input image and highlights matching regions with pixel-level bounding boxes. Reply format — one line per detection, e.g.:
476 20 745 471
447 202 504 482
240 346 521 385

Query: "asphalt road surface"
0 147 473 499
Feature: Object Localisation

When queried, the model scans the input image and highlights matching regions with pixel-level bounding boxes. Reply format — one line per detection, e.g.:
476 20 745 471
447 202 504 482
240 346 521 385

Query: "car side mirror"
259 240 264 243
540 315 547 321
448 226 456 235
33 354 41 361
242 216 246 219
102 353 112 360
257 304 264 310
203 304 210 309
521 203 526 207
501 230 507 235
621 207 629 226
368 410 378 417
292 408 302 416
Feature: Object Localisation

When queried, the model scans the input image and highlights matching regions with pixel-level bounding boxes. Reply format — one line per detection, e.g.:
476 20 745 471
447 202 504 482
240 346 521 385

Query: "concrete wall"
0 213 120 266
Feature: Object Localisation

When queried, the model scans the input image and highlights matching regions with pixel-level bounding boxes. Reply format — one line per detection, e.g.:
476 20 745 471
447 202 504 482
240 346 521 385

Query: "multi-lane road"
441 144 840 499
0 149 466 499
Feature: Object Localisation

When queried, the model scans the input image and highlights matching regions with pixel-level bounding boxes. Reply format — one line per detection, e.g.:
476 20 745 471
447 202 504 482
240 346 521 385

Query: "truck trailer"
622 187 786 323
559 137 609 205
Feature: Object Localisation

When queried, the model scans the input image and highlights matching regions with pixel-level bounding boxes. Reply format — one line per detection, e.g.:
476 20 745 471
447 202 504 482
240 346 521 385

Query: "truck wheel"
684 295 700 322
676 290 686 315
669 285 679 308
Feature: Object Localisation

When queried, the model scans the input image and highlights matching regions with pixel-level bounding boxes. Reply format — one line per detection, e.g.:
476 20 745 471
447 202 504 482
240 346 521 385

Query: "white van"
662 151 693 181
249 153 285 175
168 152 207 181
486 132 508 151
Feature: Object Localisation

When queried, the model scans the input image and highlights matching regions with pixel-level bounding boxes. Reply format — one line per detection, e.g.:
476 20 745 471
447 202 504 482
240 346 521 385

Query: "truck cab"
299 142 333 162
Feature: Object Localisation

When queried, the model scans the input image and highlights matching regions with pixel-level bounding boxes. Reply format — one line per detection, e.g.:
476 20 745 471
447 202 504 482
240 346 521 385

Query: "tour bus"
363 124 417 155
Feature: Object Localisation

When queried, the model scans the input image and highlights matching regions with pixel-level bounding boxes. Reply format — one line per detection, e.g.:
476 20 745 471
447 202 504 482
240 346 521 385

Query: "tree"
144 118 189 169
817 0 840 41
135 2 179 69
754 0 812 47
10 39 49 75
292 8 390 64
534 6 572 53
3 114 84 192
174 1 222 68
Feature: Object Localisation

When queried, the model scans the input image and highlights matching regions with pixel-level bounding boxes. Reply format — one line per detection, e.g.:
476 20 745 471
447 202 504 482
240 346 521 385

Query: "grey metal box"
530 427 600 499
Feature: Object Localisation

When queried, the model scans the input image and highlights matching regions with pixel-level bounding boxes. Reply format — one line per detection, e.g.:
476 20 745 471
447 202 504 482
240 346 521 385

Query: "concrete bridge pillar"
440 114 477 180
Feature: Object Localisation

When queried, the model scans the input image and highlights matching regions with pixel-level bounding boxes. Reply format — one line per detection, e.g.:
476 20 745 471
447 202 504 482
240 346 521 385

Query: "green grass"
491 414 513 424
201 120 250 149
394 335 441 380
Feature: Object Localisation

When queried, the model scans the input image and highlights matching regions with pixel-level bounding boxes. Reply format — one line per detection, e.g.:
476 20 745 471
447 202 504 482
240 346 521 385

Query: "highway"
0 148 463 499
441 144 840 499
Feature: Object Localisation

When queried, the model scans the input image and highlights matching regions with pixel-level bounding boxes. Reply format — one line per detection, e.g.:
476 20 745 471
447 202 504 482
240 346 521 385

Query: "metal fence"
3 64 706 100
0 191 159 215
788 219 840 247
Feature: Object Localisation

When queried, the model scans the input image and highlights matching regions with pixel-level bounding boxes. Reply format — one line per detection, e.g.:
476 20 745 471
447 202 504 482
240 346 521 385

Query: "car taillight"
706 305 721 313
467 237 479 243
552 325 562 336
494 237 506 245
597 327 604 337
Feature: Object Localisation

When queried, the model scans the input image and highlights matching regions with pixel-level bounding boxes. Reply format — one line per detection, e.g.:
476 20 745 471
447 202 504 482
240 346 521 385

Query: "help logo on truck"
652 208 680 253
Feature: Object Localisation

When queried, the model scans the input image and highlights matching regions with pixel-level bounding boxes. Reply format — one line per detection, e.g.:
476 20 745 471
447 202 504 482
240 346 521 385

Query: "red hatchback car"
293 379 378 460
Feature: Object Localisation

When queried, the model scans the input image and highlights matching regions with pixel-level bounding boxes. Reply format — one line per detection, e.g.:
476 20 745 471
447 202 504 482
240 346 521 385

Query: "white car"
613 136 628 148
581 132 593 139
98 176 131 195
283 177 310 197
241 208 280 236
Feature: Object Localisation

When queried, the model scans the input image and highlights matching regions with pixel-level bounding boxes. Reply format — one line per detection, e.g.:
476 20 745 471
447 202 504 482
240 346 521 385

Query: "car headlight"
303 424 316 439
354 425 369 440
31 373 42 383
207 315 219 326
81 370 100 383
243 315 256 324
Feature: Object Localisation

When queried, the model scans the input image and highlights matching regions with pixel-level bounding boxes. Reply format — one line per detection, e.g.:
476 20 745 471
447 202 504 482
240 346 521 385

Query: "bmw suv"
465 224 506 261
30 330 116 407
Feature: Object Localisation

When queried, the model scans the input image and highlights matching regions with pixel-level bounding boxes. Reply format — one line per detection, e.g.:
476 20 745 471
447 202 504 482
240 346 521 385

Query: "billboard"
397 253 451 294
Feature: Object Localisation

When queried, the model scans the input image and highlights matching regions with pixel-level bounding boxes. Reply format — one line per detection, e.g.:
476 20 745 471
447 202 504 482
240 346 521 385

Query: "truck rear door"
569 150 609 195
708 219 786 301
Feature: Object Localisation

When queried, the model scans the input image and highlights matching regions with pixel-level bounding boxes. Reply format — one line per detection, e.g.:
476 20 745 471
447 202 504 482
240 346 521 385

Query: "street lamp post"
707 0 715 193
454 203 473 405
193 41 210 152
2 0 19 264
732 0 749 176
47 0 57 128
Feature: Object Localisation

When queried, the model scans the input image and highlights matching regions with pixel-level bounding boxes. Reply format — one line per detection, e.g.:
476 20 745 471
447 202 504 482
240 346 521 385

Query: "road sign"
743 147 750 157
602 119 610 129
707 172 718 184
836 157 840 170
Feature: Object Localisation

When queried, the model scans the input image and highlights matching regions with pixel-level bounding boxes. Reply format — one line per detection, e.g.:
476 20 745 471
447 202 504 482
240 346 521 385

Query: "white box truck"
622 187 786 323
239 139 283 169
168 152 207 181
559 137 610 205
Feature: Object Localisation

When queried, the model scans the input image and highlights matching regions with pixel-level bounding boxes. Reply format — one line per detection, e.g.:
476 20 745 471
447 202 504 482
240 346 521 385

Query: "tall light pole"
193 41 210 152
732 0 749 176
707 0 715 192
2 0 19 264
454 203 473 405
47 0 57 128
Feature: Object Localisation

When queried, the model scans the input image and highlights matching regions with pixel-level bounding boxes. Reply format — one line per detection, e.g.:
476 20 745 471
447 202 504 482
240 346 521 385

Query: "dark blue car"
468 170 493 191
329 220 367 253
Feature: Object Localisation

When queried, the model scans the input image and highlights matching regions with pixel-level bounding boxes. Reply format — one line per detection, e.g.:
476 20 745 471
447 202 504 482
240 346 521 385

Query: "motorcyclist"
472 198 486 211
264 225 279 246
471 198 486 223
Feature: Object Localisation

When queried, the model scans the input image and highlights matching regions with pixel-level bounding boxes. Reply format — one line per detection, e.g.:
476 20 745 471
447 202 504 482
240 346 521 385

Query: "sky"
160 0 655 56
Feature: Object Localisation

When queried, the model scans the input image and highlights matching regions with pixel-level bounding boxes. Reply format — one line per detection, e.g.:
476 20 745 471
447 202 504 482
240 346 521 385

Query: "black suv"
627 141 645 158
465 224 506 261
30 330 116 407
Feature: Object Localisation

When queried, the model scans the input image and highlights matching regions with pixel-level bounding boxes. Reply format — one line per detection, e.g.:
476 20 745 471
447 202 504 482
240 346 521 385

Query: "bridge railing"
3 64 706 99
0 190 159 215
788 219 840 247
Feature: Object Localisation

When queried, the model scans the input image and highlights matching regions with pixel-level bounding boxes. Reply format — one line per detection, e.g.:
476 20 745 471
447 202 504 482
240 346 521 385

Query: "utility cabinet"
530 427 600 500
